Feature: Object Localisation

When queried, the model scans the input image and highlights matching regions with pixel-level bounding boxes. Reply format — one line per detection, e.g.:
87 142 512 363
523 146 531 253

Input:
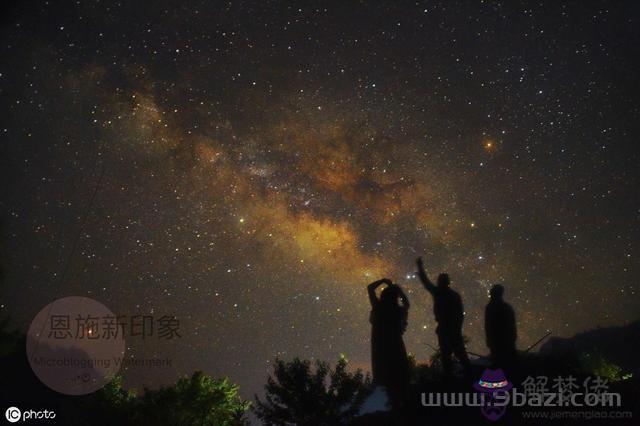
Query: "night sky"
1 1 639 401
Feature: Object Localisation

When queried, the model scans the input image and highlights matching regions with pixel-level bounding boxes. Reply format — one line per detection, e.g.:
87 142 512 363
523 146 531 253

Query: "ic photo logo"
4 407 56 423
5 407 21 423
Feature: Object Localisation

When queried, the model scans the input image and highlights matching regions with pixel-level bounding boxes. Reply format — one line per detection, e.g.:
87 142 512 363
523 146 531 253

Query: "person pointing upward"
416 257 470 377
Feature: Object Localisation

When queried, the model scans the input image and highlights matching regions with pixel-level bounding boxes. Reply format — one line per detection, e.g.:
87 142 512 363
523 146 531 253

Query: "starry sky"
1 0 639 400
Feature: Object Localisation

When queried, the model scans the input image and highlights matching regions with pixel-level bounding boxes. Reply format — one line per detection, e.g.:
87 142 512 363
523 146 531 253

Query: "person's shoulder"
449 288 462 298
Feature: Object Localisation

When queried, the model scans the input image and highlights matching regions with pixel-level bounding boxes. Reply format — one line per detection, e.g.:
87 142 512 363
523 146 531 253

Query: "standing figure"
485 284 517 367
416 257 470 377
368 278 410 409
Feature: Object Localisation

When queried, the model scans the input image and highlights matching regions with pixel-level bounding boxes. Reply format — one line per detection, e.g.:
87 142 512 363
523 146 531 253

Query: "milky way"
1 1 639 399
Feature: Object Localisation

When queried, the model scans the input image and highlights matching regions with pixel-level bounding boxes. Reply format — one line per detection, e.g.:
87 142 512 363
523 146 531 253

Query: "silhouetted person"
485 284 517 367
416 258 470 377
368 278 410 409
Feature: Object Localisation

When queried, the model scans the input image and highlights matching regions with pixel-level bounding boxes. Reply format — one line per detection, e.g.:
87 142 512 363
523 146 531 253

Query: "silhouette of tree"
0 313 250 426
135 371 249 425
82 372 250 426
0 315 22 357
579 351 632 381
85 375 137 424
253 356 372 425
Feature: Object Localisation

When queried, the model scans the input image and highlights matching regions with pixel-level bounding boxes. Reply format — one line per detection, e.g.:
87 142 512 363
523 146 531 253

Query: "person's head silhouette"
490 284 504 300
437 273 450 288
380 284 400 308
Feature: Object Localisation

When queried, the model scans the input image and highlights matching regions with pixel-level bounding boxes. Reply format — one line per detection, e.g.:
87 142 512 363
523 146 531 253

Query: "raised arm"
367 278 391 307
416 257 436 294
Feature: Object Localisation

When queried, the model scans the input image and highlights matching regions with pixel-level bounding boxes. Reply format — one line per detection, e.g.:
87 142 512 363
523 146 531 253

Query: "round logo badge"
5 407 21 423
26 296 125 395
